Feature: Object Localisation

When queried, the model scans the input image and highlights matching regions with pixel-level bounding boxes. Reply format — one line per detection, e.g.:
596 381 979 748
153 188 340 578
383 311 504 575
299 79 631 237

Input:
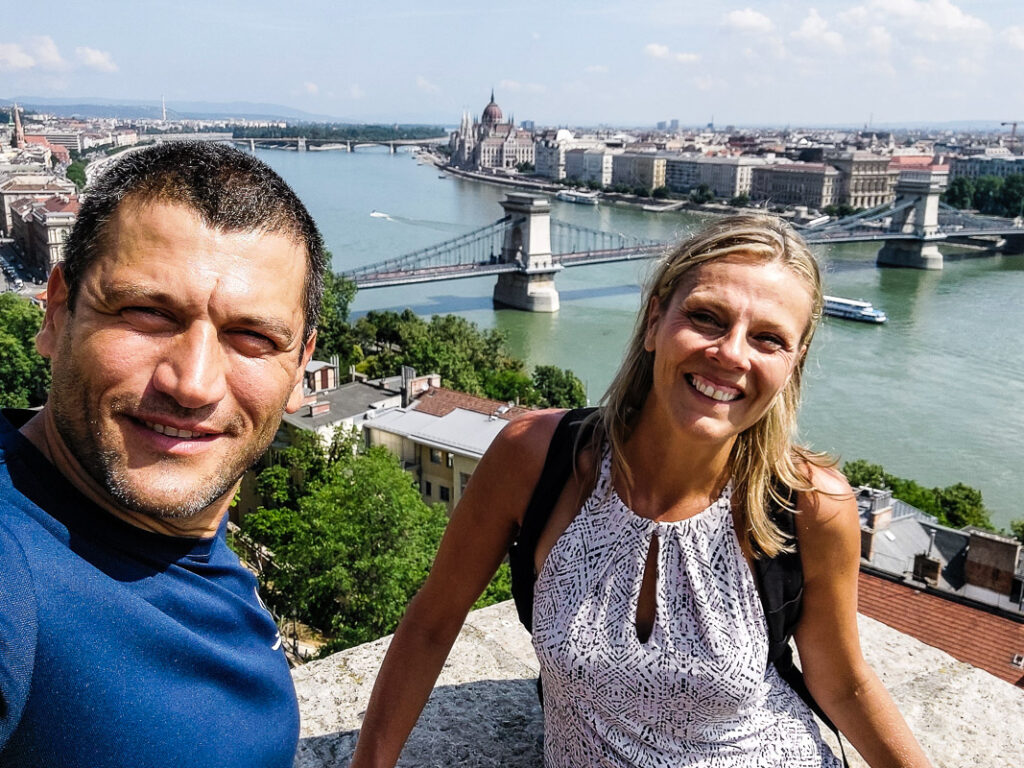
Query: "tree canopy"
942 173 1024 218
0 294 50 408
841 458 1021 534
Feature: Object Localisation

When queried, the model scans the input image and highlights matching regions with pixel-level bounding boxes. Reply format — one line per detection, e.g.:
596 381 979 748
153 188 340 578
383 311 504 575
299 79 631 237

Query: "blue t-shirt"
0 411 300 767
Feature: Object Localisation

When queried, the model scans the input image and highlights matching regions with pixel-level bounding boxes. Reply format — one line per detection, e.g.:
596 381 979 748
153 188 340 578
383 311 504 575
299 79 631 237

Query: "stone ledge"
292 601 1024 767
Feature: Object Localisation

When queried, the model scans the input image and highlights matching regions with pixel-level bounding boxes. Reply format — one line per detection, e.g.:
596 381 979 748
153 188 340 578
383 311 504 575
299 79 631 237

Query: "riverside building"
449 91 534 171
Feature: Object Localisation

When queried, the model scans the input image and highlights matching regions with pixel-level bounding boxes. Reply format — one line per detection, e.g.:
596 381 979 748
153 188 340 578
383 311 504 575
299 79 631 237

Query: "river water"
256 147 1023 531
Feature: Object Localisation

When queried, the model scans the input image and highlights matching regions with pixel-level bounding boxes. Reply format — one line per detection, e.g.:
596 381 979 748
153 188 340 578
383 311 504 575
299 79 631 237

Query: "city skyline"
1 0 1022 127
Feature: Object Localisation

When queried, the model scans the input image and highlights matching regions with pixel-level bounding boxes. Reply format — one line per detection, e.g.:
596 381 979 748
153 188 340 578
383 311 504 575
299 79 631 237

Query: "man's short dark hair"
63 141 327 342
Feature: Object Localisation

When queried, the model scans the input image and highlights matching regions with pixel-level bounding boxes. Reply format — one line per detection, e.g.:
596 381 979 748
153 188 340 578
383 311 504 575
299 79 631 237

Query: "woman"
351 215 933 767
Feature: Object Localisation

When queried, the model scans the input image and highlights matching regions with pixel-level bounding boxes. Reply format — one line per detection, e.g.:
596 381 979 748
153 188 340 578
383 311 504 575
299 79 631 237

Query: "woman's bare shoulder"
794 461 857 527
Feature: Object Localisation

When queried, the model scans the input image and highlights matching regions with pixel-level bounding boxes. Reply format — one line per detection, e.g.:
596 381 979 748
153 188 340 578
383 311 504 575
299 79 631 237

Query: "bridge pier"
297 137 307 152
877 169 946 270
249 139 255 153
492 194 562 312
1001 233 1024 254
876 238 945 269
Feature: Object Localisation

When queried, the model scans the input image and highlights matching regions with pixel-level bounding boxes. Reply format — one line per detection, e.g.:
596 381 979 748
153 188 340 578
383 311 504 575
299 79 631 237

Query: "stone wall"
293 601 1024 767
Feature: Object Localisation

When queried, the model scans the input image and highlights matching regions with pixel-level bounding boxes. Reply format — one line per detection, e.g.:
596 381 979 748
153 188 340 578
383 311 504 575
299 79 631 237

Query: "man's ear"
35 265 70 360
285 330 317 413
643 295 662 353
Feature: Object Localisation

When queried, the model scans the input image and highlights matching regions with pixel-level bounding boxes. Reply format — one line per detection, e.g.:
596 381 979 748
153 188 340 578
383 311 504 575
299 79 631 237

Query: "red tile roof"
411 386 530 421
858 570 1024 687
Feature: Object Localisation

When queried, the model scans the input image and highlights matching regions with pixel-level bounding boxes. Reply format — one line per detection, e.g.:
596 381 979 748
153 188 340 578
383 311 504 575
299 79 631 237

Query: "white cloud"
692 75 720 92
1 37 119 74
303 81 319 96
416 75 440 94
0 43 34 71
29 36 67 70
791 8 844 51
865 25 892 55
75 46 117 72
349 84 364 99
723 8 773 35
1004 26 1024 51
585 64 609 74
644 42 699 63
843 0 988 42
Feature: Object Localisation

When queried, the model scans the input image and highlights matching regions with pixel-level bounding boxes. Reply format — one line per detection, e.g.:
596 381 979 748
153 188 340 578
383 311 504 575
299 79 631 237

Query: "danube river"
256 147 1022 531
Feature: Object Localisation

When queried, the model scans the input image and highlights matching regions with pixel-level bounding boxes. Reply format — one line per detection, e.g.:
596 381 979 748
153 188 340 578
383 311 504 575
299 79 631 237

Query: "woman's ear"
643 295 662 353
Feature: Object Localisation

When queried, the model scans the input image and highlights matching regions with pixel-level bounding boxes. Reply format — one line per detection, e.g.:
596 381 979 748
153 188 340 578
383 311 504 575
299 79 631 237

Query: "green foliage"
729 193 750 207
585 179 602 190
842 459 993 531
690 183 714 204
515 161 534 173
972 175 1004 215
473 562 513 610
0 294 50 408
484 368 536 405
314 270 361 365
824 203 857 218
532 365 587 408
632 185 651 198
943 176 975 209
66 160 87 189
652 186 670 199
1009 519 1024 545
244 429 449 652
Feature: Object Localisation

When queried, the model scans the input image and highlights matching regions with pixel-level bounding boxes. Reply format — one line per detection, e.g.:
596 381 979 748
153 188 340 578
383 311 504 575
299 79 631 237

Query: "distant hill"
0 96 348 123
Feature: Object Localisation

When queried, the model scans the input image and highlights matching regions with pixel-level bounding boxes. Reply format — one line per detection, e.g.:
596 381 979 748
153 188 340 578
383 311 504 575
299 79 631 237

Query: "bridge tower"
297 137 307 152
493 193 562 312
877 169 947 269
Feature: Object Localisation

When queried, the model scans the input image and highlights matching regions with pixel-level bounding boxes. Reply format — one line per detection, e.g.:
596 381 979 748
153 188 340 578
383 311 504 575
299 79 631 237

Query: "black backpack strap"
753 497 849 767
509 407 597 633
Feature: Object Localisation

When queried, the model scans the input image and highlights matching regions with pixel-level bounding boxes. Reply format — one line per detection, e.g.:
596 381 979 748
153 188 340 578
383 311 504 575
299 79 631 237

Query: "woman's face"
642 252 814 446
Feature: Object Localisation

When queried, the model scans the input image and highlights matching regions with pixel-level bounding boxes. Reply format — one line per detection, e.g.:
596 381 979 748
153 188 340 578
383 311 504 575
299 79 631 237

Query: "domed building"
449 91 535 171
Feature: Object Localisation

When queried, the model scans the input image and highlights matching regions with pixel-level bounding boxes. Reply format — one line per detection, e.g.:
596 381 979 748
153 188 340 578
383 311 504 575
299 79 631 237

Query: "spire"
490 87 495 104
12 102 24 149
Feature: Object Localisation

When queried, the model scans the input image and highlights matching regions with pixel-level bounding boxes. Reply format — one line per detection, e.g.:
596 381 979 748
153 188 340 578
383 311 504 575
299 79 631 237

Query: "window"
429 448 442 464
446 452 454 468
424 481 432 497
459 472 471 496
439 486 450 502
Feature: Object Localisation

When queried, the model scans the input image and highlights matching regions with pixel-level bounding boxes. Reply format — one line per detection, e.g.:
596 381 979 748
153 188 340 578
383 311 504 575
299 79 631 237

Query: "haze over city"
2 0 1023 126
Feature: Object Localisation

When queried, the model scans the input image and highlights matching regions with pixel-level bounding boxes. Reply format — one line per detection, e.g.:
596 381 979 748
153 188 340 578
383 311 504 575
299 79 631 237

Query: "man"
0 141 326 766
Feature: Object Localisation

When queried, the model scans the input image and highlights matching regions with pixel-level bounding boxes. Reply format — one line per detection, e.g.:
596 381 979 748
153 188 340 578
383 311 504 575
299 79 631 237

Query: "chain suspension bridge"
343 172 1024 312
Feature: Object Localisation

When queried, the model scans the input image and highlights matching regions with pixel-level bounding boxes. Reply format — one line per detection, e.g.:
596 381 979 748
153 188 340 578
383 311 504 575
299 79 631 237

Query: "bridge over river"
343 170 1024 312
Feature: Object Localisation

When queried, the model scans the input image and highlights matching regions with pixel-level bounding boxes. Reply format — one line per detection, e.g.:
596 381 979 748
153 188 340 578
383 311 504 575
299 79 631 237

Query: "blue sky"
2 0 1022 126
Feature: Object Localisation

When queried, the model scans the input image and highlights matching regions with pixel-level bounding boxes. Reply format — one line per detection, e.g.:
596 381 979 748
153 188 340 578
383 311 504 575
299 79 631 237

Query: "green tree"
1009 519 1024 545
66 160 87 189
729 193 750 207
243 430 449 653
652 186 670 199
842 459 888 489
532 365 587 408
972 175 1004 215
690 183 714 204
484 368 536 404
935 482 991 530
943 176 975 209
0 294 50 408
314 270 361 366
997 173 1024 218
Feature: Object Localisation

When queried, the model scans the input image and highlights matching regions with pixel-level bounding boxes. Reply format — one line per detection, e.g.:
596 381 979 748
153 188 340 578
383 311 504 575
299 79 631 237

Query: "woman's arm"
349 409 563 768
793 465 934 768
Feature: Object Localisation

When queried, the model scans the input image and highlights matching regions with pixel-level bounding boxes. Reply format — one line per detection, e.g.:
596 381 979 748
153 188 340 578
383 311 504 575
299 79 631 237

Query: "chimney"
401 366 416 407
857 486 893 561
964 531 1020 596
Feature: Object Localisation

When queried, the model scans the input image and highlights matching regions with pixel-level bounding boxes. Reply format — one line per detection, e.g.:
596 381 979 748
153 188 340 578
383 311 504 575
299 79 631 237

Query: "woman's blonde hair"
593 214 830 557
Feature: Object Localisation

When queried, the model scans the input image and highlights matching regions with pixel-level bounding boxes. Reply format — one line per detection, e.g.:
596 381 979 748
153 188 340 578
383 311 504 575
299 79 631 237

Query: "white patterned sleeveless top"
532 447 842 767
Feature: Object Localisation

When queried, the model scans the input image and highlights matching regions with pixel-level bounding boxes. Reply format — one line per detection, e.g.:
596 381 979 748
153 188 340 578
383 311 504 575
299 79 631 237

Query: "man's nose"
152 324 228 409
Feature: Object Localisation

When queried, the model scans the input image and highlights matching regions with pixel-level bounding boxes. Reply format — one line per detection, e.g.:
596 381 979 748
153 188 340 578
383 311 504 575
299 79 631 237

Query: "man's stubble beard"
49 345 283 521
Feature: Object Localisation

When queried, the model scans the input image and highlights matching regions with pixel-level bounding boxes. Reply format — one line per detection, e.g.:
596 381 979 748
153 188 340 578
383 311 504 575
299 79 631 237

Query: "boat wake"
369 210 393 221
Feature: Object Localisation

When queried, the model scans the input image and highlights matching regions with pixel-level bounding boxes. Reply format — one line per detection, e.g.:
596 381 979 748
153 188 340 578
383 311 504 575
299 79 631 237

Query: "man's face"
37 199 315 520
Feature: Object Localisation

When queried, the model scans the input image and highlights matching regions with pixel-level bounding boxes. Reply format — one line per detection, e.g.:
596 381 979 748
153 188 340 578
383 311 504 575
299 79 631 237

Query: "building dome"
482 90 502 125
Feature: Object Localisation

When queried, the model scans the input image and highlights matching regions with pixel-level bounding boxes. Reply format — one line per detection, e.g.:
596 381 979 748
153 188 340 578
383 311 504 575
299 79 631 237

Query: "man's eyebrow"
99 283 299 346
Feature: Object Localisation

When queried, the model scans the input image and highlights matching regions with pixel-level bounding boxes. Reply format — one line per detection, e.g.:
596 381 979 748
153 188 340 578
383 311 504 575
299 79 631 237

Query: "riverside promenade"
292 600 1024 767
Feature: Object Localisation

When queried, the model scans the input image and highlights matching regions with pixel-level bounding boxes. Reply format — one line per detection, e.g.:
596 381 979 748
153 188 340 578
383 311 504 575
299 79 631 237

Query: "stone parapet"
293 601 1024 767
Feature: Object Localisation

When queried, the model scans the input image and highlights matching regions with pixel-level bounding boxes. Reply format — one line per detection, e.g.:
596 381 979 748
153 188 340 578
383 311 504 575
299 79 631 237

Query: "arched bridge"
343 177 1024 311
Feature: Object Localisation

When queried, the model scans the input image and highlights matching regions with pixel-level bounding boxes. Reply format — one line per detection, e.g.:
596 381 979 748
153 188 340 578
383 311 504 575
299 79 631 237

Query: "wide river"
256 147 1022 531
